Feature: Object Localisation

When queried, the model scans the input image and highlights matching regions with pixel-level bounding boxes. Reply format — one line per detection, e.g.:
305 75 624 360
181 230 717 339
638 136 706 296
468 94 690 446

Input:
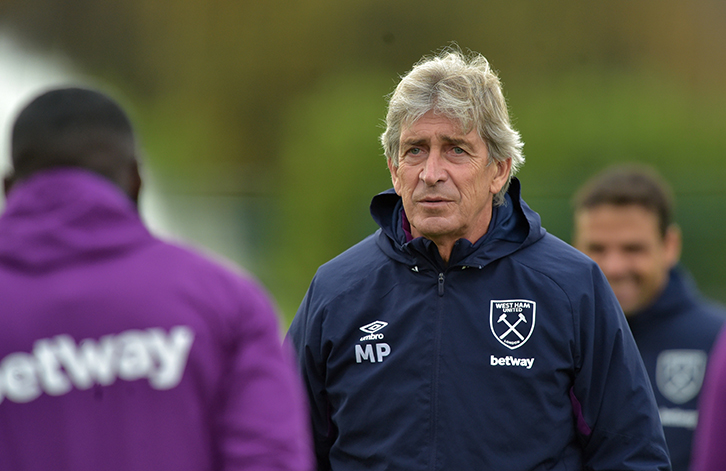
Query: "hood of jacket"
370 177 546 269
628 265 711 331
0 168 153 272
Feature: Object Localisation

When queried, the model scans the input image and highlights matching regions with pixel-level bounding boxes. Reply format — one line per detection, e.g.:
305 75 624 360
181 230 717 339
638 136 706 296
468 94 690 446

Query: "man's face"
573 204 681 316
388 111 511 254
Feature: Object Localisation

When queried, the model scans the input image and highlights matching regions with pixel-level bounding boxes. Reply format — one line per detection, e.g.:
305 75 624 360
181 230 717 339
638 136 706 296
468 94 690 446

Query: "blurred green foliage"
269 70 393 315
2 0 726 323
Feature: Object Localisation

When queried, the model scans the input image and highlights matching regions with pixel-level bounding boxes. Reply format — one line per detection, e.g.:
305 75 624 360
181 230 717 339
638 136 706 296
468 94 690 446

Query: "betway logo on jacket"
0 326 194 404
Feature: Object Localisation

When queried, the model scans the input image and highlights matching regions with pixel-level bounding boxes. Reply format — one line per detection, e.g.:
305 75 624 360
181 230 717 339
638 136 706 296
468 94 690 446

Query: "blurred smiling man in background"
573 163 726 471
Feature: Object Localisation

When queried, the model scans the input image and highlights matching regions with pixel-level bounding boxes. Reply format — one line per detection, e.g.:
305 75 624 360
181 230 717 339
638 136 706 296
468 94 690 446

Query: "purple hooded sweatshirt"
0 169 313 471
691 324 726 470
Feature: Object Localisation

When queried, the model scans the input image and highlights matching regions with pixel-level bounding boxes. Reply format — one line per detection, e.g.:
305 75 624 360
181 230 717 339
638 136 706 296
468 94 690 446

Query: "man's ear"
3 173 15 198
490 158 513 195
664 224 682 269
128 160 142 205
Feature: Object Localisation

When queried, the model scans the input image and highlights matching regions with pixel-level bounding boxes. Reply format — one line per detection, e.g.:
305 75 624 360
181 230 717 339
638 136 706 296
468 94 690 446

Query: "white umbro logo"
360 321 388 334
359 321 388 342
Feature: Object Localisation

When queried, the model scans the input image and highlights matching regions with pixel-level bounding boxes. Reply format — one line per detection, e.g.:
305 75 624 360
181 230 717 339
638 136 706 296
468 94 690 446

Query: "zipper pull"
438 272 445 296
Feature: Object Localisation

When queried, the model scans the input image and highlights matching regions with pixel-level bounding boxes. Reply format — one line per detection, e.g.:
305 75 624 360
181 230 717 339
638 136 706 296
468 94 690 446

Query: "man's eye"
408 148 421 155
453 147 465 154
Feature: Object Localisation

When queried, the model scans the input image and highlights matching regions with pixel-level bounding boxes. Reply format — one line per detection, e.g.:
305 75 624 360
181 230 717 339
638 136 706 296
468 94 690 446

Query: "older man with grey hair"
287 48 670 470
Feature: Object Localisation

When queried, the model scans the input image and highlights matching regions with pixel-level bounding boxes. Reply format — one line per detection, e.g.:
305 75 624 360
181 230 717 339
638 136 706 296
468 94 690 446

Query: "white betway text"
490 355 535 369
660 407 698 429
0 326 194 404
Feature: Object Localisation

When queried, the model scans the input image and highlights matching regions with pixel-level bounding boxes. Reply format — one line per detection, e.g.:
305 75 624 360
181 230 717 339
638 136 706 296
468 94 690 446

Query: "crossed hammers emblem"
497 313 527 340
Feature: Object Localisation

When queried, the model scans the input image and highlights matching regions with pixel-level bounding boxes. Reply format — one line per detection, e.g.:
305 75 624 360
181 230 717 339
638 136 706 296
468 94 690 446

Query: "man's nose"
598 251 629 279
420 149 447 185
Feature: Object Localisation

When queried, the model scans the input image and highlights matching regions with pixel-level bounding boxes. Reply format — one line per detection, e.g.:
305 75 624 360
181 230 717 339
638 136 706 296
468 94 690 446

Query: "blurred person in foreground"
286 47 670 470
572 164 726 471
0 87 313 471
690 319 726 470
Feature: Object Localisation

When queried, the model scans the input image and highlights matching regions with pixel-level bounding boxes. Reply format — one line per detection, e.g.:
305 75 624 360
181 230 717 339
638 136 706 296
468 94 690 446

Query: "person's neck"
433 240 455 265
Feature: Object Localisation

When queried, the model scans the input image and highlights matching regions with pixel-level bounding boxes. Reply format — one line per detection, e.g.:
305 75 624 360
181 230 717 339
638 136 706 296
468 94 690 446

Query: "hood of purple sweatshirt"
0 168 152 272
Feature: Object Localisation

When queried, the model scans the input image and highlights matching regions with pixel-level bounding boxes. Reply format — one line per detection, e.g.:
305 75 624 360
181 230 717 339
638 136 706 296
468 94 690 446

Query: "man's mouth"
418 196 450 204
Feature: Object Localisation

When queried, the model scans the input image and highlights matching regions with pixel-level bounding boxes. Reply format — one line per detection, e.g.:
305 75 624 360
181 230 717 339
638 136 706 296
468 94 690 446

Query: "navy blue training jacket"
628 267 726 471
288 179 671 471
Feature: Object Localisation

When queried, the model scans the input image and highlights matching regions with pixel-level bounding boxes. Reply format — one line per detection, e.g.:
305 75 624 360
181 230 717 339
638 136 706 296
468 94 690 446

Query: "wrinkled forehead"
401 108 476 137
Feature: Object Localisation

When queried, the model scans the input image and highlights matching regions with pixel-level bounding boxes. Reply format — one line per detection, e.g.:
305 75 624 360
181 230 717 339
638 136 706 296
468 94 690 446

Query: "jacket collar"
370 177 546 269
627 266 701 329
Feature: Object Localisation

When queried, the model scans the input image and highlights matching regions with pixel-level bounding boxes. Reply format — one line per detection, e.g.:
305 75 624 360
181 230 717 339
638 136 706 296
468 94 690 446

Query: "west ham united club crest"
490 299 536 350
656 349 707 404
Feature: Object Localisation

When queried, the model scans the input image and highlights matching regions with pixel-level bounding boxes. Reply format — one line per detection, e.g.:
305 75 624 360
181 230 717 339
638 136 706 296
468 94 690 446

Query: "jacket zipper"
429 270 446 470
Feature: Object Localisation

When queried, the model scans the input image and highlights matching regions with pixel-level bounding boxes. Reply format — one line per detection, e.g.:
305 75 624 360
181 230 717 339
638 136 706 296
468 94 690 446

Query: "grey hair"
380 48 525 206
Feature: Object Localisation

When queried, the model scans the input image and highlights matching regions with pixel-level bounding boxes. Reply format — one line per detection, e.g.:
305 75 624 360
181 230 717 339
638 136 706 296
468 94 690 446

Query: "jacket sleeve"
286 277 334 471
218 280 314 471
571 268 671 470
